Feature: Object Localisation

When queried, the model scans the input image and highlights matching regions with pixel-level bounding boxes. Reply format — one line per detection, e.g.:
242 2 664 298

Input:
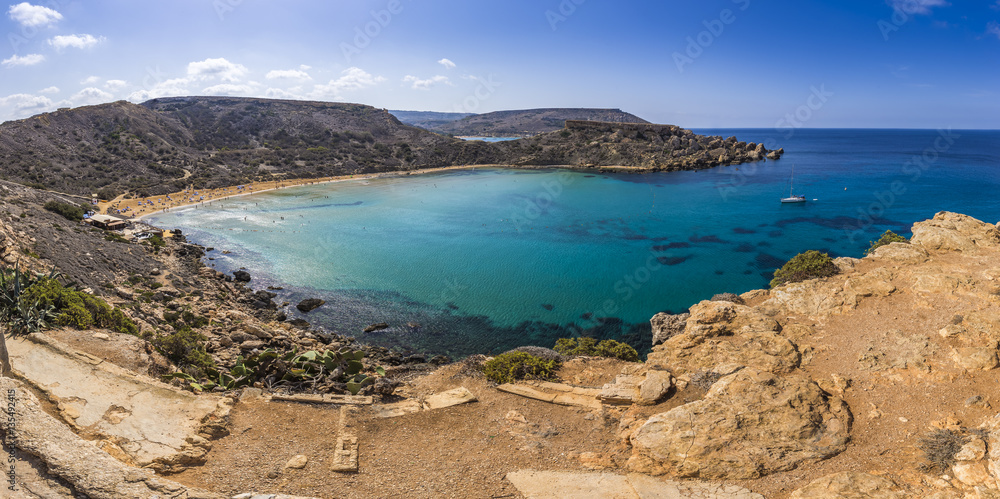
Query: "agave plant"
0 262 61 335
164 346 385 395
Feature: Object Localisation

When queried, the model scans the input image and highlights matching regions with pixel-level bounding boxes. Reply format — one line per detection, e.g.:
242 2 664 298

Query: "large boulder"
911 212 1000 253
296 298 325 313
628 368 852 479
650 312 689 346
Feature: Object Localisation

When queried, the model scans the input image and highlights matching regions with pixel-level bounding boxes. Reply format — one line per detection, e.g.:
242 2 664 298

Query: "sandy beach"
101 165 490 222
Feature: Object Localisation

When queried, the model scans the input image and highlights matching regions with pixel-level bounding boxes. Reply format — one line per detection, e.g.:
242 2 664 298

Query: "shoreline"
112 163 657 222
118 165 489 222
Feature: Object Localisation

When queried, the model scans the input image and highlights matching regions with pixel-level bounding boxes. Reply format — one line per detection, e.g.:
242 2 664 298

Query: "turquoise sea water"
148 129 1000 357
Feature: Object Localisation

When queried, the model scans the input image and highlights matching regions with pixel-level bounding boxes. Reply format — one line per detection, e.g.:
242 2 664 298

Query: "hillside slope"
0 97 778 199
426 108 650 137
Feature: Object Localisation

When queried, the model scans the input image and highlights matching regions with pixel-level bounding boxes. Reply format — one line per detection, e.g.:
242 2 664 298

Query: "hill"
411 108 650 137
387 110 473 130
0 97 779 199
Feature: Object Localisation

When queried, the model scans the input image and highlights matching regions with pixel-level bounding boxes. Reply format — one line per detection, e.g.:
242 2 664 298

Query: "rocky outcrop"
910 211 1000 253
647 300 796 376
0 377 224 499
650 312 688 346
628 368 852 479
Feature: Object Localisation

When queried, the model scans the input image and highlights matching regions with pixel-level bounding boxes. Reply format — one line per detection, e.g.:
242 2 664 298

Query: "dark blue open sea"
148 129 1000 357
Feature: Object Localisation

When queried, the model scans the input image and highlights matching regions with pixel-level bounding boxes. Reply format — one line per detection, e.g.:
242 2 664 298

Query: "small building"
85 214 128 231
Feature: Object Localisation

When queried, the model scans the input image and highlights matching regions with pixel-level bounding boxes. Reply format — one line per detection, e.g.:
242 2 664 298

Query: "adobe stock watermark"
7 0 69 52
6 388 17 492
773 85 834 141
340 0 407 63
508 170 576 231
673 0 751 73
715 84 833 200
843 128 960 243
877 0 929 41
546 0 586 31
451 74 502 113
213 0 244 21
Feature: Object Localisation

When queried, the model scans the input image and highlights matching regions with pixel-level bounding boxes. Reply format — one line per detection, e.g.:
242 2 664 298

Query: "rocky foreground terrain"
2 167 1000 498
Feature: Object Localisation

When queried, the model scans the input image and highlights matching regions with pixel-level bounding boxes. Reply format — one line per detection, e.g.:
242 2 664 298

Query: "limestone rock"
600 370 672 406
911 211 1000 253
868 242 928 263
0 377 224 499
284 454 309 470
650 312 689 346
683 300 779 341
843 268 896 308
788 472 909 498
628 369 852 479
424 386 477 410
951 347 999 370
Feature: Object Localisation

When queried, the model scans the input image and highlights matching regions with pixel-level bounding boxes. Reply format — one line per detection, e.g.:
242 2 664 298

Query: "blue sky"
0 0 997 128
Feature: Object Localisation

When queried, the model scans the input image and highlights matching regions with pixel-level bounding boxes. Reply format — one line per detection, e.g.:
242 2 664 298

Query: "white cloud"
0 93 55 116
402 75 452 90
265 69 312 80
989 21 1000 39
202 83 259 96
310 67 385 99
887 0 948 15
265 87 305 100
80 75 100 85
299 64 312 71
187 58 248 82
39 86 59 94
105 79 127 90
437 58 456 69
48 34 106 50
127 77 193 102
7 2 62 27
70 87 114 106
1 53 45 67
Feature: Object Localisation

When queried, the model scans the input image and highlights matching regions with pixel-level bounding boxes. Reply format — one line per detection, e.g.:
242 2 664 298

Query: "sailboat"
781 166 806 203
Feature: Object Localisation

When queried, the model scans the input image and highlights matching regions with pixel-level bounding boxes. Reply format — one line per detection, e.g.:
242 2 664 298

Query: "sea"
146 129 1000 358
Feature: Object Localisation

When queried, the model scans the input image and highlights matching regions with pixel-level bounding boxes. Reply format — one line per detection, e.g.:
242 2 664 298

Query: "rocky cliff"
619 211 1000 496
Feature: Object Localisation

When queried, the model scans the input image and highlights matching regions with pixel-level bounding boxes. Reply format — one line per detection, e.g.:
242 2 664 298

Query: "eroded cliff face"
623 212 1000 496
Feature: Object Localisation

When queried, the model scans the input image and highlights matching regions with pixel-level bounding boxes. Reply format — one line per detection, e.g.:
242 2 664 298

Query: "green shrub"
553 337 639 362
482 351 560 384
865 230 909 256
769 250 839 288
152 327 215 376
43 200 85 222
20 276 138 335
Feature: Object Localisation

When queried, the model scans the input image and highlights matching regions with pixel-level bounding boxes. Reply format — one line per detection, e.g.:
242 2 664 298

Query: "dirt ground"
170 358 634 498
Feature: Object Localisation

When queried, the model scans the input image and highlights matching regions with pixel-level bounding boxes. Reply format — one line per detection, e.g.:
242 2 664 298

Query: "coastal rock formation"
628 368 851 479
296 297 325 313
910 211 1000 253
649 311 688 346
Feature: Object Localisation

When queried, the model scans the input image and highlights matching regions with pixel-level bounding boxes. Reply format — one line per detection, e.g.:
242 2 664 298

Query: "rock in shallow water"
296 298 325 313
